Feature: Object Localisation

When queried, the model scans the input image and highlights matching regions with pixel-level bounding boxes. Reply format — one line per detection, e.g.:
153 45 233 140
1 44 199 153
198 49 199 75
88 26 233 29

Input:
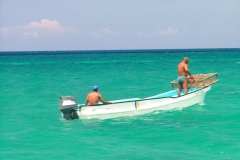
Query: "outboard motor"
59 96 79 120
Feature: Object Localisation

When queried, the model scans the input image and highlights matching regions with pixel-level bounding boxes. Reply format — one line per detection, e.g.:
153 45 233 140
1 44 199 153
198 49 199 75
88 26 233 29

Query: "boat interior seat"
145 87 202 99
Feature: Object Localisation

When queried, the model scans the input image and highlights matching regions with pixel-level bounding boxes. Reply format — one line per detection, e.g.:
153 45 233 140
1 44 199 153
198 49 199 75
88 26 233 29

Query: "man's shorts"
177 76 186 84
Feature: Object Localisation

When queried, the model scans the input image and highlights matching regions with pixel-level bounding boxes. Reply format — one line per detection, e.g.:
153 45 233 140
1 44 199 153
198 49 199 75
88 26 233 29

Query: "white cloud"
136 27 179 37
0 19 78 38
136 31 148 37
0 27 11 37
90 28 119 37
228 29 237 35
28 19 61 30
157 27 178 36
136 31 158 37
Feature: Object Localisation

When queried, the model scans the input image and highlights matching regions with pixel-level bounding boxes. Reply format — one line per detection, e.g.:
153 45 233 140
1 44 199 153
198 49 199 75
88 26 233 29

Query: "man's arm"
184 64 192 76
99 94 113 104
184 64 195 80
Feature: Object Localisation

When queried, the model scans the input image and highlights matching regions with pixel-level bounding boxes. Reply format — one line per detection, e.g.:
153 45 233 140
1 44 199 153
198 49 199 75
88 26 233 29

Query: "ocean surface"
0 49 240 159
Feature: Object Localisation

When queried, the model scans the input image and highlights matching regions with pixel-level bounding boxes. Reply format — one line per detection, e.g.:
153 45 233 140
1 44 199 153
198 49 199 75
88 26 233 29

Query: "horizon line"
0 47 239 53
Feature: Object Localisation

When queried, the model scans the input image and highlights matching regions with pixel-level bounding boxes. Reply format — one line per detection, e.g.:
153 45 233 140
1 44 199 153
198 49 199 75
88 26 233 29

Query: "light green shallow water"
0 49 240 159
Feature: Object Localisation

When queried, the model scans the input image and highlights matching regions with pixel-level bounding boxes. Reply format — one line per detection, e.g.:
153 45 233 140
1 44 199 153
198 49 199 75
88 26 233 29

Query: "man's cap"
93 85 98 90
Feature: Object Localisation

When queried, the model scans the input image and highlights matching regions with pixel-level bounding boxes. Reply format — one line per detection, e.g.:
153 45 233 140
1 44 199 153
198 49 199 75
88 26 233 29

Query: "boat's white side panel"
76 86 211 119
142 85 210 110
80 101 136 115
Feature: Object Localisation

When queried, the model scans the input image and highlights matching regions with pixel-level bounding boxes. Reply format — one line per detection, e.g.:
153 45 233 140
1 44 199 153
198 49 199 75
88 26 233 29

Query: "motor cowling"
59 96 79 120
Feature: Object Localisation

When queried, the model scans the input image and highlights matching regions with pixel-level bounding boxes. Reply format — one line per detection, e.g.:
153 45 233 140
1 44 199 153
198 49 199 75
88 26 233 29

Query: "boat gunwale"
77 85 210 109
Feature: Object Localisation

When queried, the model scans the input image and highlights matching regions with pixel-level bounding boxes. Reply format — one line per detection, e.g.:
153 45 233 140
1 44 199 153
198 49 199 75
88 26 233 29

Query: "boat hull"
72 85 211 119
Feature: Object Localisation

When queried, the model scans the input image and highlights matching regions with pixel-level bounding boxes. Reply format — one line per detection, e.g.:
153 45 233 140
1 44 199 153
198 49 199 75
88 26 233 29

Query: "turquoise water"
1 49 240 159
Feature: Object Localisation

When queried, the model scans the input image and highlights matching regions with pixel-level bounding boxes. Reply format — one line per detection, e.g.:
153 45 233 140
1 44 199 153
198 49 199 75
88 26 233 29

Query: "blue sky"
0 0 239 51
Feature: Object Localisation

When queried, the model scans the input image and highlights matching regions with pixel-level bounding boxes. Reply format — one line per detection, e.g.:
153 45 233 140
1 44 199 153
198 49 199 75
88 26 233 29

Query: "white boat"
59 73 218 120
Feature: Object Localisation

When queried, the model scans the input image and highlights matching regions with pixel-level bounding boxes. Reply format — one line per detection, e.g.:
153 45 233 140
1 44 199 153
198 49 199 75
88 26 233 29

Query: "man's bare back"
178 60 189 76
86 92 102 105
85 86 113 105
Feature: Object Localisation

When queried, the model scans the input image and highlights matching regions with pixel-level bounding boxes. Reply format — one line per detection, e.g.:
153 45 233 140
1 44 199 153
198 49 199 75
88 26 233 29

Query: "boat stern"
59 96 79 120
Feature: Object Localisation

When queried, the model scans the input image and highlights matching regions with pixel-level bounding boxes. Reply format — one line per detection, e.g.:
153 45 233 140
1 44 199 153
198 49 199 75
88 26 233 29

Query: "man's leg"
178 83 183 97
183 78 188 94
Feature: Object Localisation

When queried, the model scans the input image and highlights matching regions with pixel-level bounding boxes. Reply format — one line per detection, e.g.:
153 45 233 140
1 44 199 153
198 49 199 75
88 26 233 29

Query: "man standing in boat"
85 85 113 105
177 57 194 96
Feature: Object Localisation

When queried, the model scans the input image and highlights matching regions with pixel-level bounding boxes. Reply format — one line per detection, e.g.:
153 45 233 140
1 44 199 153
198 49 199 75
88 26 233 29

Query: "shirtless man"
85 85 113 105
177 57 193 96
